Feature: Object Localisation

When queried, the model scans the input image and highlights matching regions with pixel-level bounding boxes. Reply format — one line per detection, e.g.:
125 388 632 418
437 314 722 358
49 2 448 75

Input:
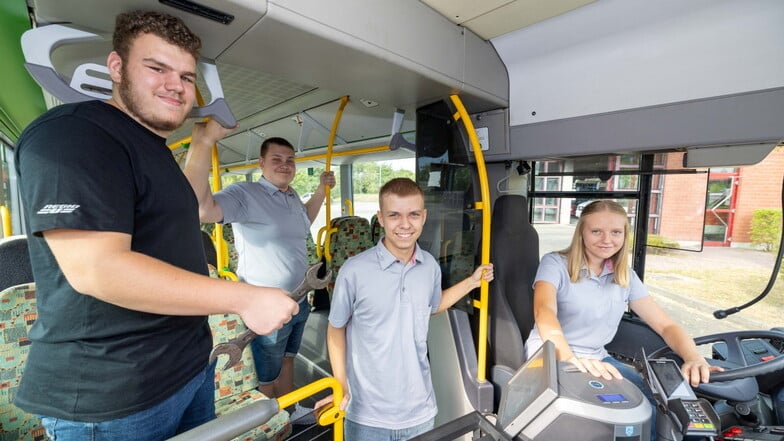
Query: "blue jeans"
251 299 309 383
344 418 435 441
604 356 657 441
40 362 215 441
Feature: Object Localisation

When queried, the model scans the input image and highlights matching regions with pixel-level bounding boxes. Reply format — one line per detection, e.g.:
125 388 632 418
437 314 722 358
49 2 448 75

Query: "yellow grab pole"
449 94 492 383
185 87 229 274
321 96 349 261
277 377 345 440
1 205 11 237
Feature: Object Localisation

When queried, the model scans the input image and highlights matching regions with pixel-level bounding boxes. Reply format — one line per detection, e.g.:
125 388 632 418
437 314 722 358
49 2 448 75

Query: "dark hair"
260 137 295 157
113 10 201 62
379 178 424 207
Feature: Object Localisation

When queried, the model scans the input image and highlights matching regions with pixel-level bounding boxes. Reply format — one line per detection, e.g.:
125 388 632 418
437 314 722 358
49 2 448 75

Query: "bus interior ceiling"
21 0 784 170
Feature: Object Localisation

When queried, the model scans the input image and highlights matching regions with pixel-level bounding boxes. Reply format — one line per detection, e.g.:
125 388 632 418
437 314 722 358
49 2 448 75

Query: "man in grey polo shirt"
326 178 493 440
184 121 334 422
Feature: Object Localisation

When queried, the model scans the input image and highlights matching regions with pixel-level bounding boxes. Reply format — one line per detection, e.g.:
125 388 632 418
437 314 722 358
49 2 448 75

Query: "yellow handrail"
323 226 338 262
1 205 11 237
277 377 345 440
343 199 353 216
321 96 350 262
449 94 492 383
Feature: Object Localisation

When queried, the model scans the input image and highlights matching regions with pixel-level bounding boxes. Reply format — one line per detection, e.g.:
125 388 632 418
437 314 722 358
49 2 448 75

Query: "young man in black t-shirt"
14 10 298 441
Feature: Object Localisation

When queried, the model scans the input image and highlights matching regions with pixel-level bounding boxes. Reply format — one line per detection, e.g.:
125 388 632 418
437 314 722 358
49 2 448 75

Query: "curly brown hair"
113 10 201 62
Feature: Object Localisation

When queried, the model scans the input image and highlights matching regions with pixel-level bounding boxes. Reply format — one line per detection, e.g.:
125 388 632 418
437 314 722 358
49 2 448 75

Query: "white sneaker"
289 403 317 426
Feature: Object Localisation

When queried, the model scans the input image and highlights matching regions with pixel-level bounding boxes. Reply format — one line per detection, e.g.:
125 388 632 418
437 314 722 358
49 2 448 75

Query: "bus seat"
305 232 319 265
223 224 238 273
369 214 384 243
326 216 374 294
201 223 238 274
488 195 539 403
0 236 34 292
0 282 45 441
207 266 292 441
201 231 218 269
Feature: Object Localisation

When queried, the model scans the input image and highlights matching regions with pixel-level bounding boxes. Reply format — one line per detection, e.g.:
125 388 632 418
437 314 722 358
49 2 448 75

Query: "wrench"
209 262 332 370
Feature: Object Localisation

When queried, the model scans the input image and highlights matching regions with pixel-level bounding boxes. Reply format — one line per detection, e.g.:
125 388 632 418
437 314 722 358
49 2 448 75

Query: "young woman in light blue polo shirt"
525 200 722 441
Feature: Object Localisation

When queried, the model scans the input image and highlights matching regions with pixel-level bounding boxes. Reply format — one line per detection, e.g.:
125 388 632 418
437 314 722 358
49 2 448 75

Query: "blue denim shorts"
39 362 216 441
344 417 435 441
251 299 310 383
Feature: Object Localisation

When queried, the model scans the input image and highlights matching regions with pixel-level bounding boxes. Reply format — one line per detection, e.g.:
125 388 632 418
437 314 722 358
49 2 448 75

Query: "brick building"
658 147 784 248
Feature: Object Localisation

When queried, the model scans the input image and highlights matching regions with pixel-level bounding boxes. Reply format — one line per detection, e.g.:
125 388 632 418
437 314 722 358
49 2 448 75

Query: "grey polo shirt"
214 177 310 292
329 241 442 429
525 252 648 360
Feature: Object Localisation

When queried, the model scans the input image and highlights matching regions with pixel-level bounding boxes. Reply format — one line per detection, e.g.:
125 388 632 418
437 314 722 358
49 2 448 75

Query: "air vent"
159 0 234 25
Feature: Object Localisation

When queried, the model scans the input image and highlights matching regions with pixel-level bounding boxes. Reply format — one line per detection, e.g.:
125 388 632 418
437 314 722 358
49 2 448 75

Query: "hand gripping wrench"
209 262 332 370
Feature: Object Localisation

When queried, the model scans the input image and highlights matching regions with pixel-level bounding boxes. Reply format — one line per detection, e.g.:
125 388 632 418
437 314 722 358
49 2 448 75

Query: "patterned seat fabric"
201 223 238 274
0 236 34 292
326 216 374 295
209 314 291 441
305 232 319 265
369 214 384 244
207 266 291 441
0 283 46 441
223 223 238 273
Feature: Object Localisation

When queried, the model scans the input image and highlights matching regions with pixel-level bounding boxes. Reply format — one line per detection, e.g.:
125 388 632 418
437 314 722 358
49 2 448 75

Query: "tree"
750 209 782 252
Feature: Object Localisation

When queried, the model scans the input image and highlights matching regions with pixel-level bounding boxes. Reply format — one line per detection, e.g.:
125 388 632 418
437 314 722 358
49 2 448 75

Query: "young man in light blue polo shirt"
326 178 493 440
185 122 334 422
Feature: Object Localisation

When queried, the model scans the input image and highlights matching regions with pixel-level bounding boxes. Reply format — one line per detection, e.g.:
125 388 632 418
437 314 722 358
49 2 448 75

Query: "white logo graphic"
37 204 80 214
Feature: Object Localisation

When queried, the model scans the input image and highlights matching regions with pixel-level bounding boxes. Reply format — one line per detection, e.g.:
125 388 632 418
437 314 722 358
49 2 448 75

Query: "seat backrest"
0 282 45 441
488 195 540 378
369 214 384 243
222 223 238 273
201 223 238 274
205 266 261 399
201 230 218 269
0 236 34 292
209 313 261 399
326 216 374 293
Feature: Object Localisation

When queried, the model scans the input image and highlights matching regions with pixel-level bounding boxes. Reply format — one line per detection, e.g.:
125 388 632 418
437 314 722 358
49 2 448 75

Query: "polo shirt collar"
375 240 424 270
580 259 615 278
257 176 294 197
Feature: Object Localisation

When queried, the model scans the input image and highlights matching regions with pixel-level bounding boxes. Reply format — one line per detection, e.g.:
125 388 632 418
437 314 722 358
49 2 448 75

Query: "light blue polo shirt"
214 178 310 292
329 241 442 429
525 252 648 360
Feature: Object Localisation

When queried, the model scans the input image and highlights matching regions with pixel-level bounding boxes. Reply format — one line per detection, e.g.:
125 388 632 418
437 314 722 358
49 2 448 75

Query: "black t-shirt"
14 101 212 421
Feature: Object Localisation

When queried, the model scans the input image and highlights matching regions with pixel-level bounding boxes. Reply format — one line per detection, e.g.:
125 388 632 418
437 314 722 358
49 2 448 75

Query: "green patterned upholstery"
223 224 238 273
0 283 46 441
305 232 319 265
209 314 291 441
201 223 239 275
207 266 291 441
369 214 384 244
326 216 374 294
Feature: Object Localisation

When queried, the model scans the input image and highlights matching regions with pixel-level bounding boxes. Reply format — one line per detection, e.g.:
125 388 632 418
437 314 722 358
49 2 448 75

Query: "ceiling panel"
420 0 596 40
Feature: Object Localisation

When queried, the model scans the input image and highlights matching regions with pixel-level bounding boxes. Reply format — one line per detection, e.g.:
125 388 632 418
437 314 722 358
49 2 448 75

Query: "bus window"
530 148 783 341
351 159 415 214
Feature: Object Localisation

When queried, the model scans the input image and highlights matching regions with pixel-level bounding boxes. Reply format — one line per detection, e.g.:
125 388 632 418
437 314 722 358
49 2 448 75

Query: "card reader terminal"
644 355 721 438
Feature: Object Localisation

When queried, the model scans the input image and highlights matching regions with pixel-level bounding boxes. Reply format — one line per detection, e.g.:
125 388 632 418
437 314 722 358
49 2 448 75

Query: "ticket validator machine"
496 341 652 441
642 350 721 441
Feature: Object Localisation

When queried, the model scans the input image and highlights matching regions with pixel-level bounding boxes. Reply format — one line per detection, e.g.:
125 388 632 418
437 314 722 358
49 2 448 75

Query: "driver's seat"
488 195 539 407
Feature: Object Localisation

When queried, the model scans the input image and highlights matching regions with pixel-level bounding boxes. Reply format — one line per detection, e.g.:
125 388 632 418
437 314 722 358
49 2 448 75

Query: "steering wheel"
650 330 784 382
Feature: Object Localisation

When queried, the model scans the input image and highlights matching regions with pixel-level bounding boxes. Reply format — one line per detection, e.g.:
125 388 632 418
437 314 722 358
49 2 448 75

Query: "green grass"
646 267 782 324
